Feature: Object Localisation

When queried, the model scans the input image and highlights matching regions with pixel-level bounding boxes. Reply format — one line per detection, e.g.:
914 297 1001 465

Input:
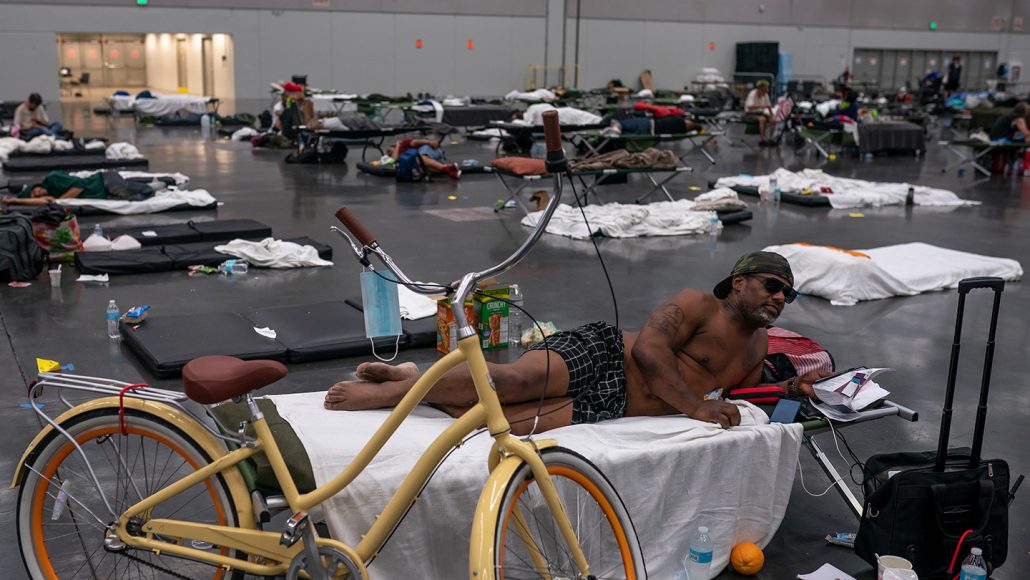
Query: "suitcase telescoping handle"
936 277 1005 472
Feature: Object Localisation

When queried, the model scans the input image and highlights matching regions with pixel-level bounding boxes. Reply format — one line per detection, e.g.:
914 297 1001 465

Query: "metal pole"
560 0 567 87
574 0 581 88
543 0 550 87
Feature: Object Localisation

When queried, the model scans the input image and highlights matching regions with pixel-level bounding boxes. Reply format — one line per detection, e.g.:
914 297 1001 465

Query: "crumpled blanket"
70 170 190 187
692 188 748 212
570 147 679 172
56 189 216 215
230 127 260 141
815 99 841 117
716 168 979 209
504 88 557 102
521 199 717 239
517 103 602 126
105 142 143 160
214 238 333 268
84 139 106 150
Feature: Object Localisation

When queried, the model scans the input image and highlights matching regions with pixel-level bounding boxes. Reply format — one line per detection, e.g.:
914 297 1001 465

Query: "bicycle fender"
11 396 257 530
468 438 559 579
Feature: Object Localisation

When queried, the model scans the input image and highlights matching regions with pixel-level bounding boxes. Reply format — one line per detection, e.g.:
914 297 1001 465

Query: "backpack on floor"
0 214 45 282
319 142 349 164
395 148 424 182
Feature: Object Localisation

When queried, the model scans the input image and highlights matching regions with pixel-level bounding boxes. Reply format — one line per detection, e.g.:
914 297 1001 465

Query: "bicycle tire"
17 408 244 580
492 446 646 579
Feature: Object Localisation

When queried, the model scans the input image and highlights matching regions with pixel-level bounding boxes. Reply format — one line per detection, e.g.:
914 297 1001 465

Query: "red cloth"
281 82 304 93
632 102 685 118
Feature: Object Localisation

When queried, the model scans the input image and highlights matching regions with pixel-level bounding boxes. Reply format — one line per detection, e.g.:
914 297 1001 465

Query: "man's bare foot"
324 380 407 411
355 361 419 383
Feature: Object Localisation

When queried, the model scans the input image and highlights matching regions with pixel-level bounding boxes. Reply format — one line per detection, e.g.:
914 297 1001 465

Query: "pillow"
489 157 548 176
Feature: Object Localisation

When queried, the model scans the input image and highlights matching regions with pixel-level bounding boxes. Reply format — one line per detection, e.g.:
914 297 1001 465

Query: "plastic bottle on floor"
707 215 720 237
508 284 524 358
959 547 987 580
106 300 120 339
684 526 713 580
93 223 104 239
201 113 211 130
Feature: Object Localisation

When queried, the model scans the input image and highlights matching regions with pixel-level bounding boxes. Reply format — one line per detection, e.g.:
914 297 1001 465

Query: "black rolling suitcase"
855 277 1023 578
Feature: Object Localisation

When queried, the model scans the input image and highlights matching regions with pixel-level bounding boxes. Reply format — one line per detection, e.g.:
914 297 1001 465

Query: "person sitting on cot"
745 80 776 146
324 251 829 435
830 89 867 123
988 102 1030 142
14 93 68 140
389 138 462 179
1 170 155 206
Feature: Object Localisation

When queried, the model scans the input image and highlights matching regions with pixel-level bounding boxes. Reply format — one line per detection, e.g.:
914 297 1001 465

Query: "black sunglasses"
750 275 798 303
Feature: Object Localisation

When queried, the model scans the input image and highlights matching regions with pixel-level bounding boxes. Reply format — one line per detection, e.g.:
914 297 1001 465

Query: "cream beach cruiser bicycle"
13 112 646 579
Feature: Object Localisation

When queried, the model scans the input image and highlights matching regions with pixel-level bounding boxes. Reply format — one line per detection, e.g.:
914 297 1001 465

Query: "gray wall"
5 0 1030 102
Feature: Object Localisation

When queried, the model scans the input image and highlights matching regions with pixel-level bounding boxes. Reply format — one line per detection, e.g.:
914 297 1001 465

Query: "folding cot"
297 126 432 162
493 165 696 211
489 121 608 157
939 139 1030 177
572 130 725 165
2 155 148 172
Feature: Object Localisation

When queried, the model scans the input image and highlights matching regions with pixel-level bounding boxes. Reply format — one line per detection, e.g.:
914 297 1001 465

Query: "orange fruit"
730 542 765 575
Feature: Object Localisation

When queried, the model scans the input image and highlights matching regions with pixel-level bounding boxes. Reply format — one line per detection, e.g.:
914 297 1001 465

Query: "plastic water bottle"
906 186 915 206
768 175 778 195
508 284 524 357
707 215 720 237
106 300 120 339
93 223 104 239
684 526 713 580
959 547 988 580
200 113 211 130
530 143 545 159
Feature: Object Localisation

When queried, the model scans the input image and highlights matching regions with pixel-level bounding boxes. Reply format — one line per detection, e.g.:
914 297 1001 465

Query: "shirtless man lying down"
325 251 827 434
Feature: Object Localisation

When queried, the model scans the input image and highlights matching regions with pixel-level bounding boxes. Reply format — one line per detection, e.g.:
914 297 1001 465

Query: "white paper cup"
877 555 914 580
48 269 61 287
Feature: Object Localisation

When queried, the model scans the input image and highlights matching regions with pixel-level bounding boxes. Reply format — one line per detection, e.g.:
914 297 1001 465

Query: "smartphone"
770 399 802 424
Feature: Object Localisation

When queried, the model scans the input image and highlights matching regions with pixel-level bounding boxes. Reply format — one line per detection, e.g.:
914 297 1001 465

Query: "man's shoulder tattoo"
647 303 686 337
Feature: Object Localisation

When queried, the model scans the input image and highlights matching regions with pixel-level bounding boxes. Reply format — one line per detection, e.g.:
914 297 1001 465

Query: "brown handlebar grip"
542 110 562 154
335 206 376 246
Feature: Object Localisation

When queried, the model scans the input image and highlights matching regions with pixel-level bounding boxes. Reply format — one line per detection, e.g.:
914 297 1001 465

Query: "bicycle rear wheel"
493 447 646 579
17 408 241 579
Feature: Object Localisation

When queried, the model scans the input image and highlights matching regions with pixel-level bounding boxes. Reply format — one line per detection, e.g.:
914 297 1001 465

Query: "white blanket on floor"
764 242 1023 305
105 142 143 160
521 198 722 239
214 238 333 268
716 168 978 209
268 392 802 579
55 189 216 215
504 88 558 102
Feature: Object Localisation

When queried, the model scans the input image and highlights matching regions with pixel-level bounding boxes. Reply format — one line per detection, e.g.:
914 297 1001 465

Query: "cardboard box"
437 286 511 353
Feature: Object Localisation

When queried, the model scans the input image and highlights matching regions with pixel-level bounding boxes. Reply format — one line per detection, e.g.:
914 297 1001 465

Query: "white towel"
214 238 333 268
105 142 143 160
398 285 438 320
521 103 602 126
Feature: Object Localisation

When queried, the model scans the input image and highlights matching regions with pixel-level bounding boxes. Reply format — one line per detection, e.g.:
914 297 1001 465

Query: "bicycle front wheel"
17 408 241 579
493 447 646 579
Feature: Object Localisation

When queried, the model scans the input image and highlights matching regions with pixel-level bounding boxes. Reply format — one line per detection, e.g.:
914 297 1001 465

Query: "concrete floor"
1 101 1028 578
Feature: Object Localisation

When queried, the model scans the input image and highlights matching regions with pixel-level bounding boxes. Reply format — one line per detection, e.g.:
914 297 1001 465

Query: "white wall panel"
330 12 397 94
257 11 334 91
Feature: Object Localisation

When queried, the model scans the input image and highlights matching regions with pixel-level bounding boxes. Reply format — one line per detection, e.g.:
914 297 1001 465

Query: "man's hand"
690 399 741 429
795 370 832 399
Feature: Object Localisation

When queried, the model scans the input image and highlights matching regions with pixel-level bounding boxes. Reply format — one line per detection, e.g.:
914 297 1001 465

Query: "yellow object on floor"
36 358 61 373
849 212 865 218
730 542 765 575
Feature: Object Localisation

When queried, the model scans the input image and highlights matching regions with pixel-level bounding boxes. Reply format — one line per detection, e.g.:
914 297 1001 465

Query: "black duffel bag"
855 448 1010 578
0 214 44 282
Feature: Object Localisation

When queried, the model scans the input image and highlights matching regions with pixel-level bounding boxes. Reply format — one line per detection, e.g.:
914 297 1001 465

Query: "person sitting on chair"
278 82 316 142
389 138 462 179
324 251 829 434
988 103 1030 142
1 170 155 206
15 93 67 140
831 90 867 122
745 80 776 146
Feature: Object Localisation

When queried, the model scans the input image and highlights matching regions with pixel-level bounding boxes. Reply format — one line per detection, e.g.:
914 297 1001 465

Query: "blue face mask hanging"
360 269 402 361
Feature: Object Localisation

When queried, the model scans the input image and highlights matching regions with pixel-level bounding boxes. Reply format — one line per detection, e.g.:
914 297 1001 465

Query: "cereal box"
437 286 511 353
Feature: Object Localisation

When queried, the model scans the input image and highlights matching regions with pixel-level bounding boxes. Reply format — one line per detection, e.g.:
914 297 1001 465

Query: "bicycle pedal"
280 511 310 547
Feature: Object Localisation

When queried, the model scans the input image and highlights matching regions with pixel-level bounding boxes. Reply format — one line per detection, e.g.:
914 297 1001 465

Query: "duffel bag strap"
930 480 995 538
946 528 975 577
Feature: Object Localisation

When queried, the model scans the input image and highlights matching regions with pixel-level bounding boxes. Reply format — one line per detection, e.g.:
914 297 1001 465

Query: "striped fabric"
773 96 795 123
727 326 834 404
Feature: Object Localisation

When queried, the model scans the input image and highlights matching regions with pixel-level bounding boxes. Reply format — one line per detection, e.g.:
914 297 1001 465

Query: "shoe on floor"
443 163 462 180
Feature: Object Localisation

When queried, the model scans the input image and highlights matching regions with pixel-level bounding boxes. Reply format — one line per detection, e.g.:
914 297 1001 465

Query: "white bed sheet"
56 189 216 215
764 242 1023 305
269 392 802 578
716 168 979 209
109 93 211 116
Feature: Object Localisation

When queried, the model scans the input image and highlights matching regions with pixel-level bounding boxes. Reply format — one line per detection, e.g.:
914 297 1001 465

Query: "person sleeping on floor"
326 251 830 435
1 170 156 206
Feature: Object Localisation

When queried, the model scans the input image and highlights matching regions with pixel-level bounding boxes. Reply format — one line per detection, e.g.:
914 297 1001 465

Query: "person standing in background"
945 56 963 97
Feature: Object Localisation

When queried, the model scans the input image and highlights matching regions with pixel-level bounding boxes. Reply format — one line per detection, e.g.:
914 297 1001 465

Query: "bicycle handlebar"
542 110 562 155
335 207 376 247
